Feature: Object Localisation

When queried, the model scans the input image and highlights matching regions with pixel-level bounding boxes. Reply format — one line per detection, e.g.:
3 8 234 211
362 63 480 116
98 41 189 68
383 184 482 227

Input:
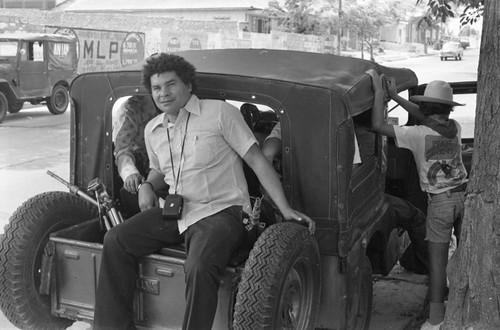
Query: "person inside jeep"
93 53 315 330
262 121 361 164
112 94 160 216
261 119 429 275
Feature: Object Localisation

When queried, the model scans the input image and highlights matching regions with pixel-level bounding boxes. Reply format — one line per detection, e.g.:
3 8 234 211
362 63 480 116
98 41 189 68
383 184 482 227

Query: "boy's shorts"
426 190 465 243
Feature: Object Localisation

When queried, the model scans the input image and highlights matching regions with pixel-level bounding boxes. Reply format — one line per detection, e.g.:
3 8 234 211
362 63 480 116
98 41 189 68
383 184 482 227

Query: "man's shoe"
420 320 443 330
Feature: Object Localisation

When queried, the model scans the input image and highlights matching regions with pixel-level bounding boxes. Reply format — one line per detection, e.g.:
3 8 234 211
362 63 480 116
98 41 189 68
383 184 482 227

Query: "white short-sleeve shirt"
393 120 468 194
145 95 257 233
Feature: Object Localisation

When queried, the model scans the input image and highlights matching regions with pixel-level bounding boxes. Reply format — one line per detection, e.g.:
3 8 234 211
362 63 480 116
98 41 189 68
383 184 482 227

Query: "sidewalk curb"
340 50 438 64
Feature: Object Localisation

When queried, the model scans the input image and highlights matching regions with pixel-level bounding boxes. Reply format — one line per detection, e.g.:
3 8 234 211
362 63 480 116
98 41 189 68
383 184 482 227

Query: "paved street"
0 106 70 229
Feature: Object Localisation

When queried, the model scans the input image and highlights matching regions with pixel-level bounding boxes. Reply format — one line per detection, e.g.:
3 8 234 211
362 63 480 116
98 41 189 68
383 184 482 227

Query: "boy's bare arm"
262 137 282 163
385 77 424 121
366 70 396 138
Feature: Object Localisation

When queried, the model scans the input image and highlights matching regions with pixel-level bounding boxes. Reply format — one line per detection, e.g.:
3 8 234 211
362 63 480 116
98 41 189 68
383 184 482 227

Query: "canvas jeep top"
0 33 78 123
0 48 464 330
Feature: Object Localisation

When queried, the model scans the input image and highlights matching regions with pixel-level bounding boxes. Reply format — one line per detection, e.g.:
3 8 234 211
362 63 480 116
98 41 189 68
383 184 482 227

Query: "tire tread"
0 191 97 329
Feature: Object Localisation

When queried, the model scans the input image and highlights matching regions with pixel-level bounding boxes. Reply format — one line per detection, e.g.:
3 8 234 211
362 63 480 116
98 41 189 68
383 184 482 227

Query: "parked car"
1 49 470 330
0 33 78 123
440 41 464 61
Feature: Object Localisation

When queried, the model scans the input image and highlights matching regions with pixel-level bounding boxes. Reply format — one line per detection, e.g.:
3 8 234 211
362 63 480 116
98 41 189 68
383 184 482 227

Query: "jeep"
0 49 474 329
0 33 77 123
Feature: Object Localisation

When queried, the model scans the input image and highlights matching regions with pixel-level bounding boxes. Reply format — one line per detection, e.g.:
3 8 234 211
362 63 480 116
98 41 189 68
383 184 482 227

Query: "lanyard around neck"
166 112 191 194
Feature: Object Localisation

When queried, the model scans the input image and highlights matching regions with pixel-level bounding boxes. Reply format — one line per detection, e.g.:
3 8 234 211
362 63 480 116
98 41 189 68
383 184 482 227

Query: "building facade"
1 0 56 10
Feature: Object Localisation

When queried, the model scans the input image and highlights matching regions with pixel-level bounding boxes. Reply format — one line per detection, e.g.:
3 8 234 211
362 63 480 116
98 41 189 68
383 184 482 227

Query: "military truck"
0 49 474 329
0 33 77 123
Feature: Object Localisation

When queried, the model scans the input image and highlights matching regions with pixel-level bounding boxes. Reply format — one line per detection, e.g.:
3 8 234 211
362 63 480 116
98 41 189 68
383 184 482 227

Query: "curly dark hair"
142 53 197 94
419 102 453 116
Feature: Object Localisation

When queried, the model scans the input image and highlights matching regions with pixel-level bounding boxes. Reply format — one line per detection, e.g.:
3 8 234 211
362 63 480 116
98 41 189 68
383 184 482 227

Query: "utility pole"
337 0 342 55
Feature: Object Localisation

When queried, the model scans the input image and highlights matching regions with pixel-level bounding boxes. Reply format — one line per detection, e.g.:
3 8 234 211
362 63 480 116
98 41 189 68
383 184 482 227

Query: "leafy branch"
416 0 483 25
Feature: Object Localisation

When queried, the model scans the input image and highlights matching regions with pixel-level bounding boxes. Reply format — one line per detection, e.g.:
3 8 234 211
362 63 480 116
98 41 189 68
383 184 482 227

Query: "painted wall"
0 9 338 73
147 8 259 22
46 26 145 72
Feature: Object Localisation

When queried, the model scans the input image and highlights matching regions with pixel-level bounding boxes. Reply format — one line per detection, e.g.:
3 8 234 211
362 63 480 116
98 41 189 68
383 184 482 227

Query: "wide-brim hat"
409 80 465 106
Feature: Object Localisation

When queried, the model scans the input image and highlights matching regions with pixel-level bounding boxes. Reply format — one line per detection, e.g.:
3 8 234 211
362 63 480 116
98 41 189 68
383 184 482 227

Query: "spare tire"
346 256 373 330
233 222 321 329
0 191 98 330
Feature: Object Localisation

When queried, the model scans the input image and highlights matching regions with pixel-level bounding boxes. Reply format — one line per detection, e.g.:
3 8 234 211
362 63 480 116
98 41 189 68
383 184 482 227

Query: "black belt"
448 183 467 193
429 183 467 198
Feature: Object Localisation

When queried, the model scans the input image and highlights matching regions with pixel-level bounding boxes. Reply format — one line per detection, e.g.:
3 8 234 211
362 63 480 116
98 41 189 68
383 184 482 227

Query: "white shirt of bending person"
263 122 362 164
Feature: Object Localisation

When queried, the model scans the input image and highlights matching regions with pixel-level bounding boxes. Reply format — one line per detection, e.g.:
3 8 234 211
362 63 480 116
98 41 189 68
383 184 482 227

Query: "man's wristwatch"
137 181 153 191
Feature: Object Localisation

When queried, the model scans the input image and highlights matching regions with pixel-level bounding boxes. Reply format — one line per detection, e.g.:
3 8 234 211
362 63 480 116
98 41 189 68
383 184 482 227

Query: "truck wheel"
0 191 98 330
8 101 24 113
346 256 373 330
233 222 320 330
0 92 7 123
47 85 69 115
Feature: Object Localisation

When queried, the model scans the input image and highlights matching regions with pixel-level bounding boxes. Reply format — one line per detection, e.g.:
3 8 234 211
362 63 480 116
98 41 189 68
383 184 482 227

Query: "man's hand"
282 209 316 235
243 144 316 235
138 183 158 211
123 173 144 193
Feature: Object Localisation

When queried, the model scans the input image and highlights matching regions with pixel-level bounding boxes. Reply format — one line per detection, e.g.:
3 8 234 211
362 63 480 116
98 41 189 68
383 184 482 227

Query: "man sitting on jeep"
93 53 315 330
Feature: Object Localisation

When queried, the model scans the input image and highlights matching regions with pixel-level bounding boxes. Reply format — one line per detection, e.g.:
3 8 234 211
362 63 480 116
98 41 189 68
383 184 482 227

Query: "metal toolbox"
47 219 238 329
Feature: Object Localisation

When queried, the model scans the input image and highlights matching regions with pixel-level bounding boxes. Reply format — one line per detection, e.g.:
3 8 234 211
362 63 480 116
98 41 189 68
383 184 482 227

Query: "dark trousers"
119 188 141 217
93 206 244 330
385 193 429 274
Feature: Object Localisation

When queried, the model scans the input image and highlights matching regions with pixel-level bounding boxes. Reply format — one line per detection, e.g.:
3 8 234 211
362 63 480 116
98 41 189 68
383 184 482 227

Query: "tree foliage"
416 0 484 25
266 0 323 34
266 0 413 37
459 2 483 25
342 0 413 59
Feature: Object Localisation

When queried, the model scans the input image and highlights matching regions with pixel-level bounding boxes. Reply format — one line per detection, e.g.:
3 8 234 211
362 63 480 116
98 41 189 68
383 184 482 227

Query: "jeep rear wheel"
233 222 321 330
47 85 69 115
346 256 373 330
8 101 24 113
0 92 7 123
0 191 98 330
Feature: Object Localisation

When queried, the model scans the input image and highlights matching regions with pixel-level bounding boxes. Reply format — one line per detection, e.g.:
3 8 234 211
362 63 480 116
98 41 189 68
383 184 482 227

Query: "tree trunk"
444 1 500 329
423 32 428 54
361 35 365 59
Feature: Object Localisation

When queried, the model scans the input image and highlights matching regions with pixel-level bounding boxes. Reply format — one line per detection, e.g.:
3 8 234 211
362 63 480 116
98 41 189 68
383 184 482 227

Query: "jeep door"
18 40 50 97
47 40 77 88
0 40 18 87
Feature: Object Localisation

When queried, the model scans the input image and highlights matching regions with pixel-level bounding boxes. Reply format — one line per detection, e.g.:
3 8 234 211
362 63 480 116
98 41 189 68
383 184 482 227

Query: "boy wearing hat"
367 70 467 330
